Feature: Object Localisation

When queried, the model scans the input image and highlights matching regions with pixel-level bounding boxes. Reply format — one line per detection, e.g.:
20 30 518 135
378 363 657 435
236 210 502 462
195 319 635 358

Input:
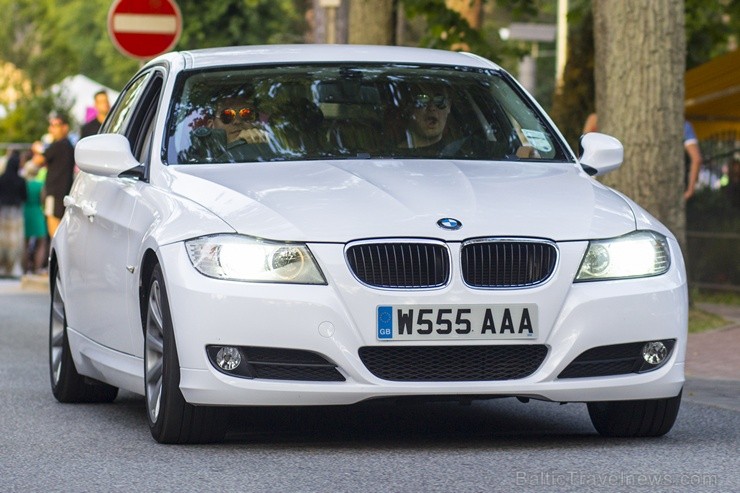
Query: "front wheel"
587 390 682 437
144 264 226 444
49 267 118 403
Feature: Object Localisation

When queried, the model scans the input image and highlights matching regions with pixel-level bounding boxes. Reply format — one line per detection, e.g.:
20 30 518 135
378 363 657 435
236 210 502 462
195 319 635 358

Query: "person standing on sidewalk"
582 114 702 200
21 155 48 274
0 150 28 276
32 113 75 237
80 90 111 139
683 120 703 200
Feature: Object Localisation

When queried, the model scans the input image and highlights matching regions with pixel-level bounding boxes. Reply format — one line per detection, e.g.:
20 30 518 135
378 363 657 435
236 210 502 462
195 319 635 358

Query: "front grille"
358 345 548 381
461 240 557 288
346 242 450 288
206 346 345 381
558 340 676 379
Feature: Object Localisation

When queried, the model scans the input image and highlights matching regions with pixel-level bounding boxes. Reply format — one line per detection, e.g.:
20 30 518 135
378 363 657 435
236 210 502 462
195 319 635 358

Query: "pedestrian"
0 149 28 276
32 113 75 237
683 120 703 200
80 90 111 139
582 112 598 134
581 113 702 200
21 156 48 275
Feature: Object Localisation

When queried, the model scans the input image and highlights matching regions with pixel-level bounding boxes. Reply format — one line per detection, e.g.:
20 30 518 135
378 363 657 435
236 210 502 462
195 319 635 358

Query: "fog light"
215 346 242 371
642 341 667 365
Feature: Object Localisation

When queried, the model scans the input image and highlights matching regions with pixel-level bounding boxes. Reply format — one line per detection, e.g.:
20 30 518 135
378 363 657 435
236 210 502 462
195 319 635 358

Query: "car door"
72 71 163 355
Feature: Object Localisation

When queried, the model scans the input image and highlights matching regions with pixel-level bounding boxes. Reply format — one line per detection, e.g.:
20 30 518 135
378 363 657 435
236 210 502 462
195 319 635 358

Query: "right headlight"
575 230 671 282
185 234 326 284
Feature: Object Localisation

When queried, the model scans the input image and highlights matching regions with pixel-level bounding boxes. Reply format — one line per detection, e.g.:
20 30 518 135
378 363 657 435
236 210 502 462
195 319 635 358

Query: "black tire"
144 264 226 444
49 268 118 403
587 390 682 437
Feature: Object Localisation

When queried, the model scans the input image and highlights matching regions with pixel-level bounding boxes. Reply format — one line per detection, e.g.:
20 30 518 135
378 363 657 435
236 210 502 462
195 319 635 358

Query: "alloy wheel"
145 279 165 423
50 273 66 386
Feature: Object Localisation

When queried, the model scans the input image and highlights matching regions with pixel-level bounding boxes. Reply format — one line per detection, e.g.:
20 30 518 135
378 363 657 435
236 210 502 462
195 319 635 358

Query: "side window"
128 73 164 163
101 73 151 135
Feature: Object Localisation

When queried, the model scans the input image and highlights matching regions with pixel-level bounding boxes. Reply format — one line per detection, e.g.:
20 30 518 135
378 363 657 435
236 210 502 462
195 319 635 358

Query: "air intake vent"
346 242 450 288
359 345 548 381
461 240 557 288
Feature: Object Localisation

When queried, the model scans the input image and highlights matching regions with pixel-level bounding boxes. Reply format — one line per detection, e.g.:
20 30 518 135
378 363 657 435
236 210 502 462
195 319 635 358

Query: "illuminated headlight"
575 230 670 281
185 235 326 284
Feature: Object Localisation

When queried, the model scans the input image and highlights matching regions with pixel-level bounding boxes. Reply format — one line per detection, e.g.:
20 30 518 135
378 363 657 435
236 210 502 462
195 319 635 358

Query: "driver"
398 83 452 151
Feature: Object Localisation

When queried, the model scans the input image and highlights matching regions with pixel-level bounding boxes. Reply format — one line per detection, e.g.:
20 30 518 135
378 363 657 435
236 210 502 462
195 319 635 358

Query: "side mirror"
75 134 141 177
579 132 624 176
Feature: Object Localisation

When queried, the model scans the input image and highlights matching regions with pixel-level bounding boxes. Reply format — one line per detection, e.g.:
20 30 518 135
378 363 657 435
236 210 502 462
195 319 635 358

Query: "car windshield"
164 64 570 164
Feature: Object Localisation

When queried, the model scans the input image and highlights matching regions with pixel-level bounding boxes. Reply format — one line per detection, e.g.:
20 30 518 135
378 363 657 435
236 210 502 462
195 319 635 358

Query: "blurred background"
0 0 738 294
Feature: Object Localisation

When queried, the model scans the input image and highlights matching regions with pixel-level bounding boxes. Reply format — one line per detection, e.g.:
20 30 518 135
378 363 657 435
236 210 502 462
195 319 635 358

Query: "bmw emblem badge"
437 218 462 230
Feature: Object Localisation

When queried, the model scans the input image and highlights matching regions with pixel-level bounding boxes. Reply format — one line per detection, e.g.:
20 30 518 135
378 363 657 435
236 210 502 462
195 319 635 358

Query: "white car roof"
156 44 501 71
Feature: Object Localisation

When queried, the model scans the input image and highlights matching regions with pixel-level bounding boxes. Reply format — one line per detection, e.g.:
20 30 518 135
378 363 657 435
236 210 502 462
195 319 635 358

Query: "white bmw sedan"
50 45 687 443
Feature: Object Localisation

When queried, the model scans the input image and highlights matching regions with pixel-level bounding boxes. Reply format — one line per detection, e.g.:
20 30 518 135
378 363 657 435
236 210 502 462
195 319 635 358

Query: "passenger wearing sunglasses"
399 84 452 152
210 97 267 146
186 95 272 163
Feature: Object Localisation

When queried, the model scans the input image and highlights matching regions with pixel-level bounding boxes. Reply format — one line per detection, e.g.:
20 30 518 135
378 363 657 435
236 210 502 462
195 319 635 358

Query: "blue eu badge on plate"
377 306 393 339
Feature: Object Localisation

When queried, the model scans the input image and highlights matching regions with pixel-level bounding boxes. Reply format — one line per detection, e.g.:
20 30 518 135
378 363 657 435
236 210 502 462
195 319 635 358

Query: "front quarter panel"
126 174 236 359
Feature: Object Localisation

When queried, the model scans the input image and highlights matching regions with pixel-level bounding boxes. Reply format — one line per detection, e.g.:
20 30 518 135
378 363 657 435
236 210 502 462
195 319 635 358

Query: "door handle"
81 201 97 218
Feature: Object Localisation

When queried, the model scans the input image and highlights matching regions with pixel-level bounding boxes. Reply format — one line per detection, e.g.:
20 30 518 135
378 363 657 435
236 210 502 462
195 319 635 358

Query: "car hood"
169 159 636 242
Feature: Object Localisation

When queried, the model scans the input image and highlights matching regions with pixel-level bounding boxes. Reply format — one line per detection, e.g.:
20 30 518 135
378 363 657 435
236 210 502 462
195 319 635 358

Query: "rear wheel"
49 268 118 403
587 391 682 437
144 264 226 444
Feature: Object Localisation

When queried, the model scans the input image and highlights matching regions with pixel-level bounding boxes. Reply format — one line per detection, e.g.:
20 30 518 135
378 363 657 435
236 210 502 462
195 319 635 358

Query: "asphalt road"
1 285 738 492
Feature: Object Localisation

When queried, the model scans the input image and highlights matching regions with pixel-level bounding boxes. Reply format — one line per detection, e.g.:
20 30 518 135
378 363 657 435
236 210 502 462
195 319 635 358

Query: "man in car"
398 84 452 153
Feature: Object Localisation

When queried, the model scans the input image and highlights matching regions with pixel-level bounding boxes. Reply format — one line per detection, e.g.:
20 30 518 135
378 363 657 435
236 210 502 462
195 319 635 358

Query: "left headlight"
575 230 671 282
185 234 326 284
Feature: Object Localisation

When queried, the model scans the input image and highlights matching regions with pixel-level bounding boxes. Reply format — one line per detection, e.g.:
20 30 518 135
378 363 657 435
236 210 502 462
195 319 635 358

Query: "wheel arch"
48 249 58 291
139 248 161 335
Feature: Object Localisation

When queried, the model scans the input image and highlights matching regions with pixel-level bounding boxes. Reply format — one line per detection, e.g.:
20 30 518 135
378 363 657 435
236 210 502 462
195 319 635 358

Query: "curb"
21 274 50 294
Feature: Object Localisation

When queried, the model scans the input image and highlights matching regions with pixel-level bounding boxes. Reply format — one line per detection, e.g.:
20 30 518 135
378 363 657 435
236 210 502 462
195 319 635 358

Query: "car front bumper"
159 239 687 406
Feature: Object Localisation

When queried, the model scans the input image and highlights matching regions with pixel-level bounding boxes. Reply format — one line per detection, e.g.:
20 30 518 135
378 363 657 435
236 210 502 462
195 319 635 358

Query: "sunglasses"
217 107 257 124
413 94 449 110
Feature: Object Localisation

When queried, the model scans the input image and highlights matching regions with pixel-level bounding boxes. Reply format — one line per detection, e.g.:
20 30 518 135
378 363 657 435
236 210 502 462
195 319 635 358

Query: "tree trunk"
348 0 395 45
593 0 686 247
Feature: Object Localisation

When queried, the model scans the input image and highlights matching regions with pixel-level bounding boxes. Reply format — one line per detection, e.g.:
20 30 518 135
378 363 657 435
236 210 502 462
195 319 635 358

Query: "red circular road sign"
108 0 183 60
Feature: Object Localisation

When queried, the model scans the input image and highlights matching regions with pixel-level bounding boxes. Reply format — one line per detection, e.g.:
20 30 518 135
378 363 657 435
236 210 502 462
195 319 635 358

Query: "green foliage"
691 285 740 335
688 306 730 333
1 0 736 143
0 93 71 143
0 0 308 92
693 287 740 306
685 0 738 69
0 0 76 88
59 0 140 90
495 0 539 18
401 0 541 66
403 0 495 60
176 0 307 49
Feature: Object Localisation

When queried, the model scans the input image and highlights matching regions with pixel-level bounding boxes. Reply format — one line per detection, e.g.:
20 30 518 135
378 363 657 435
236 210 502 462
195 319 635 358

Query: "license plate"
377 304 537 340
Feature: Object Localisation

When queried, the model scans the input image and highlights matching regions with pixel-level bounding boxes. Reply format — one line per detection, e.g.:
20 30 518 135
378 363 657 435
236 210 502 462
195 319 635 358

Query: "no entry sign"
108 0 182 60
